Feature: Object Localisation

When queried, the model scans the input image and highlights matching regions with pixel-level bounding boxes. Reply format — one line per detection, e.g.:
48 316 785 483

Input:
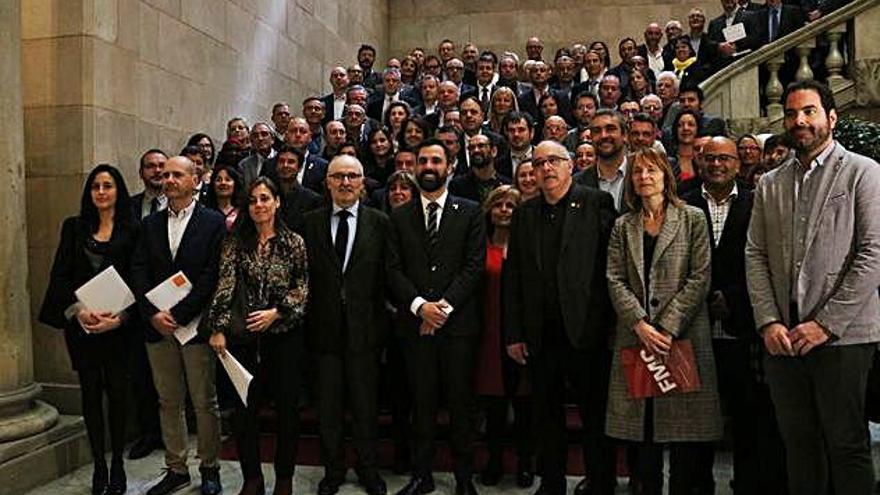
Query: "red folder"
620 340 702 399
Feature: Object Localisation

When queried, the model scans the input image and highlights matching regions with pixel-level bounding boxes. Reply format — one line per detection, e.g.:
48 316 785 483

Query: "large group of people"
37 1 878 495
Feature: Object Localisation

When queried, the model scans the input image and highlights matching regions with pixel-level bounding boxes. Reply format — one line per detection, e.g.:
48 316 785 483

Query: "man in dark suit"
272 144 323 235
262 117 328 193
131 156 226 495
445 58 477 101
304 155 390 495
709 0 752 42
473 52 499 113
741 0 807 88
387 138 485 495
321 67 350 125
665 85 728 138
684 137 787 494
366 68 418 122
457 96 508 175
271 102 292 148
517 60 556 122
449 134 511 203
127 148 168 461
505 140 618 495
358 44 382 93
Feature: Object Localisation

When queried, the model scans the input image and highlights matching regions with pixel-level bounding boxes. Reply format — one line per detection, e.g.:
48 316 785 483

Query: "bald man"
505 141 618 495
303 155 391 495
131 155 227 495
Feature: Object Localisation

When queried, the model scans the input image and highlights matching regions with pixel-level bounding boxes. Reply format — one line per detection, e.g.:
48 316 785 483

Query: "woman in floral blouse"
206 176 308 495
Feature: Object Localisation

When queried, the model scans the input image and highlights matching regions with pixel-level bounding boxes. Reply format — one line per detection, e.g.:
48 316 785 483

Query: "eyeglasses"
703 154 738 163
328 172 363 182
533 155 569 168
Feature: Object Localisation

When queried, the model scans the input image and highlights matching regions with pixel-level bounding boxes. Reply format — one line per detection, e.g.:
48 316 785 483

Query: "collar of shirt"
795 140 836 174
511 146 533 161
335 93 346 101
598 156 628 183
701 181 739 205
332 200 359 218
726 6 740 22
420 189 449 213
168 198 196 219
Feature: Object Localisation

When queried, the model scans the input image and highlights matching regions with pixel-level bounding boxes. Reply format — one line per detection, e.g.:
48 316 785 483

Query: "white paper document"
145 271 201 345
723 23 747 43
219 351 254 406
75 266 136 316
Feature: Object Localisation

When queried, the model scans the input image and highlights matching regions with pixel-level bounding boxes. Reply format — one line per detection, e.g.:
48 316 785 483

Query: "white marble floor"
23 425 880 495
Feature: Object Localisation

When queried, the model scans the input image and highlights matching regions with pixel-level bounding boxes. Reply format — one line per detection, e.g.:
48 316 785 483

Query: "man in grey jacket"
745 80 880 495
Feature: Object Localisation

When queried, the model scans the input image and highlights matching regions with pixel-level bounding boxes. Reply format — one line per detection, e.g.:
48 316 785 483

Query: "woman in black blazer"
39 164 138 495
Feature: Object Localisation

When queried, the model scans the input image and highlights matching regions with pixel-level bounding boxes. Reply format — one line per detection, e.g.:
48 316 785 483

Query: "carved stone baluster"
795 38 816 81
825 24 847 88
765 55 785 120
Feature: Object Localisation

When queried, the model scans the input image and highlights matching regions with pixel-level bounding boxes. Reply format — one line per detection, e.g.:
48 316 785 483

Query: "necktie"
149 197 159 215
335 210 350 267
770 7 779 42
481 87 490 110
426 202 439 248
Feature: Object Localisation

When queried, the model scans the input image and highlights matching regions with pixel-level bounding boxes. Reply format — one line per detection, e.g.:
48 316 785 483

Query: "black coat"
131 203 227 343
386 194 486 337
281 184 324 235
741 3 806 50
263 153 328 194
684 186 756 338
39 216 140 370
303 204 391 353
504 185 618 352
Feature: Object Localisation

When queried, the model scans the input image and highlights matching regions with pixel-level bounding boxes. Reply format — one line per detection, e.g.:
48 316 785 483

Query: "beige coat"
605 203 723 442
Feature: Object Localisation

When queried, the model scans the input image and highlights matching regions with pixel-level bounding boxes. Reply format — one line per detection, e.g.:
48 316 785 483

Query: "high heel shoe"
106 461 126 494
92 461 108 495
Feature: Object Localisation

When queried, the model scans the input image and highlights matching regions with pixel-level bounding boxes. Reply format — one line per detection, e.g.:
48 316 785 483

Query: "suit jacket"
448 171 511 203
304 205 392 353
741 3 806 50
745 143 880 344
238 152 272 186
262 153 328 194
39 216 140 370
684 187 756 338
605 204 721 442
366 91 419 122
517 87 554 122
281 184 324 235
386 194 486 337
708 9 751 42
131 203 227 343
504 185 618 352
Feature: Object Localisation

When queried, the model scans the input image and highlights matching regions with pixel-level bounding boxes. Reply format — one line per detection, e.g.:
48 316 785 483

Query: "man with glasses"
303 155 390 495
238 122 277 185
388 138 485 495
505 140 618 495
444 57 477 100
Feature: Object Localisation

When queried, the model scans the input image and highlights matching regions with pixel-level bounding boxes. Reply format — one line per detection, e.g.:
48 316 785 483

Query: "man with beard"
505 140 617 495
388 138 485 495
458 97 506 175
746 80 880 495
449 134 511 203
575 110 629 213
497 112 535 180
322 121 348 161
563 92 598 152
358 44 382 92
413 75 441 117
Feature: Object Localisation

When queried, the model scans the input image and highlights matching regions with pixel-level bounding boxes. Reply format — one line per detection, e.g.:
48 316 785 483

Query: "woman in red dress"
476 185 535 488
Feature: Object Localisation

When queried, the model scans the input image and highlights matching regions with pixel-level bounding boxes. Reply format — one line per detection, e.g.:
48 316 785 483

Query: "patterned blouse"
207 227 309 335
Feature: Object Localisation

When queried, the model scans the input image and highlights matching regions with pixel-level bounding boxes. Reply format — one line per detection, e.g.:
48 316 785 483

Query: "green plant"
834 115 880 163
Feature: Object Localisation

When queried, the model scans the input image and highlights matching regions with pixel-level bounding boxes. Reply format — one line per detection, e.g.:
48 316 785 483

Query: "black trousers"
79 332 128 465
531 344 615 495
405 333 478 480
316 349 380 478
231 331 302 480
483 396 533 466
764 343 876 495
126 329 160 439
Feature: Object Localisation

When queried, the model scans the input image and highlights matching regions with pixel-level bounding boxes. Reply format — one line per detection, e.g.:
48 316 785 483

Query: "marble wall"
21 0 388 407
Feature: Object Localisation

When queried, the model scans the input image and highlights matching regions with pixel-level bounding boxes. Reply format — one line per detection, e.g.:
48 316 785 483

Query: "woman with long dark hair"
187 133 217 168
206 177 309 495
363 127 396 190
203 165 244 232
39 164 138 495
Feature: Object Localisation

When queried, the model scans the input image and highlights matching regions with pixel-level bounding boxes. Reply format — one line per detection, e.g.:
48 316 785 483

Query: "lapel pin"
571 202 580 209
452 203 459 210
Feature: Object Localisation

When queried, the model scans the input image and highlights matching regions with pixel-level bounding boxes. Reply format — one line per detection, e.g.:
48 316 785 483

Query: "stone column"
0 0 58 446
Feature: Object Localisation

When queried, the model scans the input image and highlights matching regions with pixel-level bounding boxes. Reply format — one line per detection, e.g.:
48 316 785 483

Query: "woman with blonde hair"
486 86 519 134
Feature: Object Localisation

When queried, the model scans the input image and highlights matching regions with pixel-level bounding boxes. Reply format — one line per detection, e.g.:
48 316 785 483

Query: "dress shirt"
701 182 739 339
510 146 533 172
330 201 358 272
725 7 740 27
382 92 399 118
532 86 548 105
646 47 665 77
333 94 346 120
167 199 196 260
791 142 835 304
690 34 702 57
141 191 167 219
423 101 438 115
597 156 628 212
409 190 455 317
297 150 312 185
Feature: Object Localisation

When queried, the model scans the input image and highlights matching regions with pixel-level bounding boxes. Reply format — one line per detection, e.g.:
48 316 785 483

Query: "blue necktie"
770 7 779 42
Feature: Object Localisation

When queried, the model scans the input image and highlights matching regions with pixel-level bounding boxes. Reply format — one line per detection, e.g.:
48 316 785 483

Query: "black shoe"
105 462 127 495
573 477 591 495
200 467 222 495
128 435 162 460
454 477 479 495
318 472 345 495
146 470 190 495
358 473 388 495
394 475 435 495
533 480 565 495
516 461 534 488
480 461 502 486
92 462 108 495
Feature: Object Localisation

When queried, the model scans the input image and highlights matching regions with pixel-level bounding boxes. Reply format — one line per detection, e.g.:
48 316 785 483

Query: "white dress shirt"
330 201 358 272
167 199 196 260
409 191 454 317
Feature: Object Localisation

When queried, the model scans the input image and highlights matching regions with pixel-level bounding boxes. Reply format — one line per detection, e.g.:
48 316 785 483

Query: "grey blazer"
745 142 880 344
605 204 722 442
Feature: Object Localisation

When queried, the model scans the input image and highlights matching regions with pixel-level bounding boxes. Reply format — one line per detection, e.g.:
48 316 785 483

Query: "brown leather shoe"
272 477 292 495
